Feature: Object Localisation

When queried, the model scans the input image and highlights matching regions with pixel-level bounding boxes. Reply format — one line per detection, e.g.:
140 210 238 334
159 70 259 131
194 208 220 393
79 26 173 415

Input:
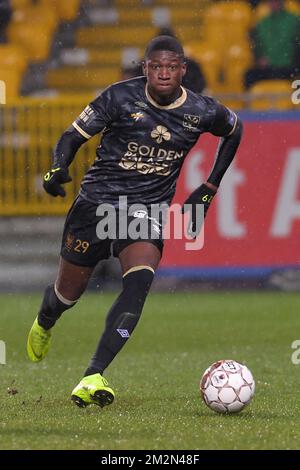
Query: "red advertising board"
161 115 300 274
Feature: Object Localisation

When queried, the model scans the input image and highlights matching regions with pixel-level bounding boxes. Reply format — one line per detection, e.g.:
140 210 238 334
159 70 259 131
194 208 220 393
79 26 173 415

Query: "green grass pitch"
1 291 300 450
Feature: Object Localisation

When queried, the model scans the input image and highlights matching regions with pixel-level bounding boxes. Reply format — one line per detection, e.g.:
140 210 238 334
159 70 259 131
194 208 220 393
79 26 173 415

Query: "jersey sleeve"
202 96 237 137
72 86 119 139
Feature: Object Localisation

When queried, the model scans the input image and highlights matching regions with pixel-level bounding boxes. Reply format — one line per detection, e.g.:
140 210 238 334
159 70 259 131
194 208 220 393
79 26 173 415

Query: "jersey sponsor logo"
130 112 144 121
183 114 201 131
119 141 184 176
126 142 183 160
119 156 170 175
151 125 171 144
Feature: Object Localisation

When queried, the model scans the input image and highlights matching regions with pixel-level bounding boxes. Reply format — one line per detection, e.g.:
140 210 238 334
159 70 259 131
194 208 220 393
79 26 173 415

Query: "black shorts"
60 196 164 267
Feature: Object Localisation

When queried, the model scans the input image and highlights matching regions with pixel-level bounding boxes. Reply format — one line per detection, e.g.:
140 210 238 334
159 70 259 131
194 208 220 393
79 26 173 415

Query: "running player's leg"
27 258 93 362
38 257 93 329
85 242 161 376
71 241 160 408
27 196 108 362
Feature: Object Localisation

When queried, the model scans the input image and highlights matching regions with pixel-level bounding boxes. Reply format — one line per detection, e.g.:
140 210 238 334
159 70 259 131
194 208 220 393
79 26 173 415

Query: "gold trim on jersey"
145 85 187 110
72 121 92 140
227 112 238 136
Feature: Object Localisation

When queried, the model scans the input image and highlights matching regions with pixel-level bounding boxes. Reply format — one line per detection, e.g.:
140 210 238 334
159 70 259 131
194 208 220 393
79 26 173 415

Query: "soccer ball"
200 359 255 414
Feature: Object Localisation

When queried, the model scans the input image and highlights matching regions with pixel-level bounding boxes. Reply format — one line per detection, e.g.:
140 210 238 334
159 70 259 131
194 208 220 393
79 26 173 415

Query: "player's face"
143 51 186 103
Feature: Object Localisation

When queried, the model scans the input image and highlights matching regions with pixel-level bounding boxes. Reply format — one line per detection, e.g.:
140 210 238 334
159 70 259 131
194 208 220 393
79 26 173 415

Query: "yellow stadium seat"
47 67 121 90
77 26 157 48
154 0 203 4
230 1 253 24
170 8 203 24
118 9 152 24
11 4 58 32
203 26 249 54
0 69 22 100
186 42 221 90
177 25 202 44
227 43 253 67
224 43 253 91
249 80 294 110
8 23 53 62
225 63 248 92
0 45 27 72
35 0 79 21
285 0 300 14
114 0 140 5
88 49 122 66
204 1 252 27
55 0 81 21
11 0 31 8
253 1 270 23
203 2 253 52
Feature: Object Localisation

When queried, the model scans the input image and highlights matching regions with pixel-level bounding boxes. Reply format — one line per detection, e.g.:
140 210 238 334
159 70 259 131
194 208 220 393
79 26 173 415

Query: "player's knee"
53 283 81 306
55 279 85 302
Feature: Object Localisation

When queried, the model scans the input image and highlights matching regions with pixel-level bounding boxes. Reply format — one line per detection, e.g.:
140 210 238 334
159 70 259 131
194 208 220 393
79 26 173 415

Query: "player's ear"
181 60 187 77
141 60 147 76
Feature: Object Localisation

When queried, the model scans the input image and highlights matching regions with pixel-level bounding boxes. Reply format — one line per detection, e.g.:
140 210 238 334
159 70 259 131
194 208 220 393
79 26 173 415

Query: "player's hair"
144 35 185 60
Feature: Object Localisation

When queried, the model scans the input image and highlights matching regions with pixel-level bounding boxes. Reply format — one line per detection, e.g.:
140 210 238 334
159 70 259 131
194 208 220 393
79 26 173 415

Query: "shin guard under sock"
85 267 154 376
38 284 77 330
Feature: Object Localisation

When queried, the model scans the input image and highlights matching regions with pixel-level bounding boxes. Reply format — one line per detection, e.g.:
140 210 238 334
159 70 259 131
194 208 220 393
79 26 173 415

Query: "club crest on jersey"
151 125 171 144
183 114 201 131
131 112 144 121
134 101 148 109
65 232 75 252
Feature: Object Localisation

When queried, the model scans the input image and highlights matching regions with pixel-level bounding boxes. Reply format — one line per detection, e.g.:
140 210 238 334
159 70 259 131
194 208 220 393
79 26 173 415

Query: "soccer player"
27 36 243 408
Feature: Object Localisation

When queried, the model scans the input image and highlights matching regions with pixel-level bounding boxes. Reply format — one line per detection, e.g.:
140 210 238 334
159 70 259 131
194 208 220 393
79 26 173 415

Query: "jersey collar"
145 85 187 110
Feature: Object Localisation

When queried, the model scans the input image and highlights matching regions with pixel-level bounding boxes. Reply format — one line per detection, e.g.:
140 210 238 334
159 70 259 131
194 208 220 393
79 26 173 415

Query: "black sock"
85 268 154 376
38 284 77 330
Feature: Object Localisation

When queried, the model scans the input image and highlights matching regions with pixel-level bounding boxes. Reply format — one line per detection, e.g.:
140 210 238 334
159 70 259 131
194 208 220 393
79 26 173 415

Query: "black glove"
43 167 72 197
182 183 216 237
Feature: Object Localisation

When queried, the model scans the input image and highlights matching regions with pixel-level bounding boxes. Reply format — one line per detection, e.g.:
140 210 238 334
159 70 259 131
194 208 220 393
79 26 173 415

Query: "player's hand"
182 183 217 237
43 167 72 197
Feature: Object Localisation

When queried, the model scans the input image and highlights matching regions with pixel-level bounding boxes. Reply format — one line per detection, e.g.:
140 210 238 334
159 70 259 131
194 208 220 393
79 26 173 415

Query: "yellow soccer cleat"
27 318 52 362
71 373 115 408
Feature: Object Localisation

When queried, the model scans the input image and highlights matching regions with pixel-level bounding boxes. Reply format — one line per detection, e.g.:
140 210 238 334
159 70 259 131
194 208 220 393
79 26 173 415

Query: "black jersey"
73 77 236 207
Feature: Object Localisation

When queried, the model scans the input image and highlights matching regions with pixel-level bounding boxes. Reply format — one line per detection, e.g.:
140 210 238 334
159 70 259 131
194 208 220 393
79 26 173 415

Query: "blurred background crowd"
0 0 299 292
0 0 299 109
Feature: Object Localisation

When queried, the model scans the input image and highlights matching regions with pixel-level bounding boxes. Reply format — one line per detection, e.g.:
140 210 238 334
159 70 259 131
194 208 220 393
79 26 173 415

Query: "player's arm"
43 87 118 197
43 127 87 197
183 103 243 235
206 105 243 189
